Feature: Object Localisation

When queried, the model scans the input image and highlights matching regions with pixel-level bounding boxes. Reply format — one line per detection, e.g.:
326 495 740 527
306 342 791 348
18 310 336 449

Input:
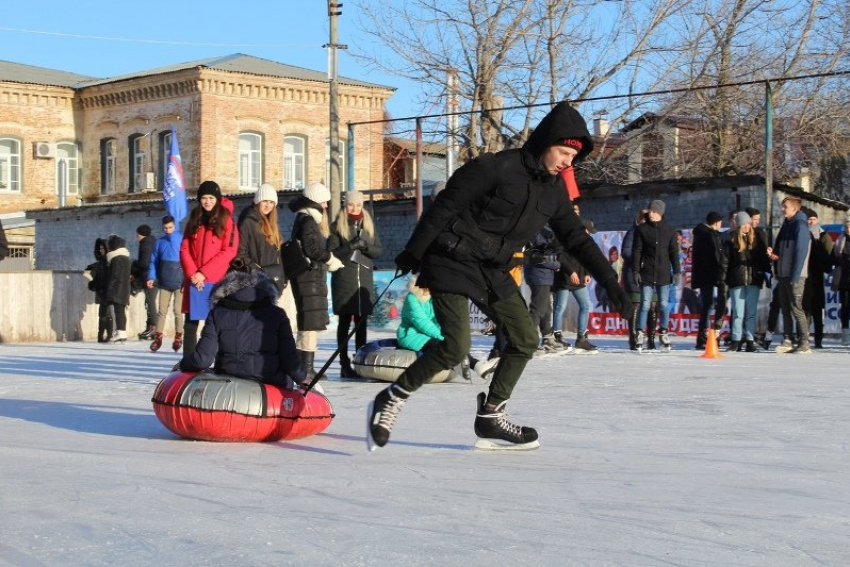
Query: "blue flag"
163 127 187 224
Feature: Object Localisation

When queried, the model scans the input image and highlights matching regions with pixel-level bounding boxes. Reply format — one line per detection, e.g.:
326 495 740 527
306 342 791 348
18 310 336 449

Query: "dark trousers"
109 302 127 331
777 278 809 344
697 285 724 334
183 319 199 356
396 291 537 405
336 314 367 361
143 286 158 327
528 284 553 337
839 290 850 329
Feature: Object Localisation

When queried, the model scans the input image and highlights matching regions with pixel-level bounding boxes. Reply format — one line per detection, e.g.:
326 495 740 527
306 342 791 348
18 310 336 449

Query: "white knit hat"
304 182 331 204
344 190 364 205
254 183 278 205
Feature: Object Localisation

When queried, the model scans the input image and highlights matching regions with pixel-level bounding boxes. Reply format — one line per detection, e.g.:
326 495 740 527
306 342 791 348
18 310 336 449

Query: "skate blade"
365 401 379 452
474 438 540 451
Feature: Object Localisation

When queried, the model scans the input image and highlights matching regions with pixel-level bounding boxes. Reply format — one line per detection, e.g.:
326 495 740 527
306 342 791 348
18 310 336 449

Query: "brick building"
0 54 394 215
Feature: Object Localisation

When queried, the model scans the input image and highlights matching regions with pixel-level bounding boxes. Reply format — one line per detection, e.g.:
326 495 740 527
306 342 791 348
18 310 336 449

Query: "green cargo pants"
396 290 538 404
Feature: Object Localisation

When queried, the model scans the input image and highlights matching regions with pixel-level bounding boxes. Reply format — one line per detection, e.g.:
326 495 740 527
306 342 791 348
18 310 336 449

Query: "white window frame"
0 138 21 193
325 138 346 193
131 135 146 193
55 142 80 195
102 138 117 195
284 135 306 190
239 132 263 190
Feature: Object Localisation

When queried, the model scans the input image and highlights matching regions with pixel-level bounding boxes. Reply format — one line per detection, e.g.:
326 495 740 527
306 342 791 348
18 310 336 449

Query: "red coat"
181 197 239 314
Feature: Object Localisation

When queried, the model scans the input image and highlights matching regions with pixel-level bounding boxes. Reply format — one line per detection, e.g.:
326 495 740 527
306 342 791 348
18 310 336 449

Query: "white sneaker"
110 330 127 343
473 358 499 379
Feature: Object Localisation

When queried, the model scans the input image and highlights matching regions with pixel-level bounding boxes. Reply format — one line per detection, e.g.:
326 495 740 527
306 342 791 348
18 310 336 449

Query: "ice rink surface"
1 332 848 566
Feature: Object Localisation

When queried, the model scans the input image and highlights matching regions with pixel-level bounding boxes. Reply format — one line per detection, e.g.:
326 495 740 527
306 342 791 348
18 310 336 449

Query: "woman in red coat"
180 180 239 355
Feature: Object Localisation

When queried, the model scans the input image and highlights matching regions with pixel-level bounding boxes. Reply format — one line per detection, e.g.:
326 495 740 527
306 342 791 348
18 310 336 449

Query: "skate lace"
494 409 523 438
377 391 407 431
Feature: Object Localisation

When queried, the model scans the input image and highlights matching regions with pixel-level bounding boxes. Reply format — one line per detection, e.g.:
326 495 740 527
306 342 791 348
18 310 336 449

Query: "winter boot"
646 326 657 350
300 350 318 382
628 306 640 350
541 333 563 352
574 332 599 354
367 383 410 450
473 392 540 450
172 333 183 352
695 330 707 350
658 329 671 351
745 340 757 352
791 341 813 355
98 316 113 343
138 325 156 340
760 330 773 350
841 329 850 346
727 340 740 352
553 330 571 349
150 332 164 352
110 330 127 344
775 337 795 353
339 353 358 378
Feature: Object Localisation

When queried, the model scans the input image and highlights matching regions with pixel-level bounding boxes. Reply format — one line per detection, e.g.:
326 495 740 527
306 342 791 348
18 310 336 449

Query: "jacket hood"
210 269 279 306
105 247 130 263
94 238 108 260
288 195 324 214
107 235 127 252
239 204 263 224
220 196 235 215
523 102 594 163
692 223 716 237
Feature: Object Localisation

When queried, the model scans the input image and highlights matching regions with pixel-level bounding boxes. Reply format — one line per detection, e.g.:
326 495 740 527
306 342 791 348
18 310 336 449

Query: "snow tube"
151 371 334 442
353 339 458 383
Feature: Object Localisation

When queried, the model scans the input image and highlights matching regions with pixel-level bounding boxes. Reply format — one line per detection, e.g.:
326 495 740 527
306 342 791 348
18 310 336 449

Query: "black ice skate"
366 384 410 451
474 392 539 451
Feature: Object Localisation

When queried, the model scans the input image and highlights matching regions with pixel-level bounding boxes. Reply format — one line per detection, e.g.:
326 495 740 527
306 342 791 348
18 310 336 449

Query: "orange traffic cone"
700 328 723 359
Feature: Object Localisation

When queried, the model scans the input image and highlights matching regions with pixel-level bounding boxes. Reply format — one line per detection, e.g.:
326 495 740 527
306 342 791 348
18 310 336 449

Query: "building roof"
0 54 394 91
77 53 394 90
0 60 96 88
386 136 447 156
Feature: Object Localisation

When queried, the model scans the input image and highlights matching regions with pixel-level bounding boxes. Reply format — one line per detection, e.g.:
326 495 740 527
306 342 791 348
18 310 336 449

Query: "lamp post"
326 1 346 221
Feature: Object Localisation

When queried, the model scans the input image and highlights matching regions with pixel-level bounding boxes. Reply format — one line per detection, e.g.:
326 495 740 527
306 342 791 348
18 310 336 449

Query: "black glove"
349 237 368 252
395 250 420 276
604 277 635 321
525 249 544 265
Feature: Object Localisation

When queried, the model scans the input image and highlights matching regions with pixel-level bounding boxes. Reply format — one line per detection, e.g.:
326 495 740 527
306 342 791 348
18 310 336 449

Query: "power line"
350 69 850 126
0 26 317 49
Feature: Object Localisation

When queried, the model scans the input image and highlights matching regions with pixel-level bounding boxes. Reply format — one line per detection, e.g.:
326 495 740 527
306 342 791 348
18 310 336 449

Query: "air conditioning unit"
33 142 56 159
136 172 157 191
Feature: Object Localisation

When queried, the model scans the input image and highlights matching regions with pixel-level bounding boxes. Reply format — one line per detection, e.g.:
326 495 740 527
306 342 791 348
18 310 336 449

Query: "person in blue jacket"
146 216 185 353
768 195 812 353
176 261 305 389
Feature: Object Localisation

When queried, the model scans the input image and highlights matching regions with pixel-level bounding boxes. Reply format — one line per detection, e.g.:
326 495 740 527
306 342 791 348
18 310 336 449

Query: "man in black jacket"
691 211 724 349
632 200 681 351
133 225 158 339
367 102 634 451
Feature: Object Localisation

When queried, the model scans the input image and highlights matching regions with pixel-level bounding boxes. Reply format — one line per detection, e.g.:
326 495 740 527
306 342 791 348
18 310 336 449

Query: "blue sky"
1 1 421 118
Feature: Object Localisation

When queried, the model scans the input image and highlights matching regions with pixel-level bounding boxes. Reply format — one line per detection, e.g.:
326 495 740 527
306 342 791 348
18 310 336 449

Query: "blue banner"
163 127 187 225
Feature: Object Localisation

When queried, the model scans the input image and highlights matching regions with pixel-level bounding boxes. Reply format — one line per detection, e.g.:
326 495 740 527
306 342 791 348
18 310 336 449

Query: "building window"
128 134 148 193
325 138 346 193
284 135 306 190
55 142 80 195
100 138 117 195
239 132 263 190
0 138 21 192
158 130 173 192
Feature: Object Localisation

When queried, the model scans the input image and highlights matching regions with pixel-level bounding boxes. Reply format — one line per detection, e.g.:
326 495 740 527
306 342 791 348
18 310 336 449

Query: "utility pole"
326 1 347 221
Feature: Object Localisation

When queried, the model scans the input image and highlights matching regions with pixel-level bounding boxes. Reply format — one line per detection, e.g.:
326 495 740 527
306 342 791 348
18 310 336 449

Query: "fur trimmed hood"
210 269 279 306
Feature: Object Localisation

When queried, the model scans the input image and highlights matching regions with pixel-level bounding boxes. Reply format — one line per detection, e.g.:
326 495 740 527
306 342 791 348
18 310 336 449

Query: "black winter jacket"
633 218 680 286
132 234 155 284
621 224 640 294
403 102 613 303
719 228 771 289
554 249 588 291
288 197 331 331
327 215 383 316
105 235 131 305
86 238 110 304
179 270 303 386
236 205 282 269
691 223 723 289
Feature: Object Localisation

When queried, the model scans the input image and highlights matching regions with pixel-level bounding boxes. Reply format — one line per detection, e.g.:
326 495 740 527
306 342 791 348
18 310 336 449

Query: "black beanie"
706 211 723 225
136 224 152 237
197 180 222 201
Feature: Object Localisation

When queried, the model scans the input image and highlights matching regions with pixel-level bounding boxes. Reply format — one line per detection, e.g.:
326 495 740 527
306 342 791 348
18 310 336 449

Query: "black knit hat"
136 224 152 237
706 211 723 225
197 180 222 201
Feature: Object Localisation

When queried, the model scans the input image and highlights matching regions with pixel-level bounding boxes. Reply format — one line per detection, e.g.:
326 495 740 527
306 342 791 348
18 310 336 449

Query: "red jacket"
180 197 239 313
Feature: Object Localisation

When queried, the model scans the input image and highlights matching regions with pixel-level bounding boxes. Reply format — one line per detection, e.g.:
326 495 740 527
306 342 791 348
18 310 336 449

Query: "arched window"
55 142 80 195
239 132 263 190
0 137 22 193
100 138 117 195
283 135 306 190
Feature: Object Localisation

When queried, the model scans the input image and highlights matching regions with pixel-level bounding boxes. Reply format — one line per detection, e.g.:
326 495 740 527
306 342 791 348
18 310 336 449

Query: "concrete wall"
0 271 151 343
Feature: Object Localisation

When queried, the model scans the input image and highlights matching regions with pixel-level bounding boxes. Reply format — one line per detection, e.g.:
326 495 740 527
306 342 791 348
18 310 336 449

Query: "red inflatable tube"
151 371 334 442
